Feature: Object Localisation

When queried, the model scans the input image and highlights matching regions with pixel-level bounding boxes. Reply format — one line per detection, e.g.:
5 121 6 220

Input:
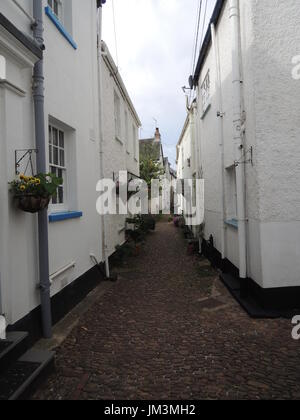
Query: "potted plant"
9 173 63 214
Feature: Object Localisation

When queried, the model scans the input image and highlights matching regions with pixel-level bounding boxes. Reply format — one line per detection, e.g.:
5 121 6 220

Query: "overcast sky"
102 0 216 167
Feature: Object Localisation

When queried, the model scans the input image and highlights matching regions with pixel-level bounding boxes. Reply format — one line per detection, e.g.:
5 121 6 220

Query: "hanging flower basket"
9 173 63 214
15 194 51 214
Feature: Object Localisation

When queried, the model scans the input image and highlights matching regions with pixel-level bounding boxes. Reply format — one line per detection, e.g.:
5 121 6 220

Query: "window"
125 110 129 153
201 70 210 113
47 0 63 21
192 174 197 207
49 124 67 209
226 166 238 220
114 91 121 141
46 0 76 49
132 124 137 159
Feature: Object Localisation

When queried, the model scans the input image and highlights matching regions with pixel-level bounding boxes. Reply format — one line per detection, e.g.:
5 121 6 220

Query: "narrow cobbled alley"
33 219 300 400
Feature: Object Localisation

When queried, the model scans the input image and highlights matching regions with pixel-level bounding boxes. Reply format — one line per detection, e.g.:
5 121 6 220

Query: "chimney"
154 127 161 142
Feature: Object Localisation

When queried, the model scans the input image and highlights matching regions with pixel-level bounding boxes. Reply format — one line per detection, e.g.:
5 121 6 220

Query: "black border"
7 266 104 346
201 238 300 312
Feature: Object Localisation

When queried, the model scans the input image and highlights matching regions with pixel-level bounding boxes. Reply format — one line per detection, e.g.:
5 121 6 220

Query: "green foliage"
140 145 163 187
9 173 63 198
126 215 155 233
126 215 156 244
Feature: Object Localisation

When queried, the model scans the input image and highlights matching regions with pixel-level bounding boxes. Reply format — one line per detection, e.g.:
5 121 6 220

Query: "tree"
139 144 163 187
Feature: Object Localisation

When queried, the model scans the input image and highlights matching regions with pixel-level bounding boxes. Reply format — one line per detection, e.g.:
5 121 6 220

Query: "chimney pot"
155 127 161 141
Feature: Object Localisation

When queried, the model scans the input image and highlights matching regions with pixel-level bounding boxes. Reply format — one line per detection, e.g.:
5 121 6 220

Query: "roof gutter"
193 0 226 86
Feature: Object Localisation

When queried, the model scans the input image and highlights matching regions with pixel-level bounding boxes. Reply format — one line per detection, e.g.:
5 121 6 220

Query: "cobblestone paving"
33 220 300 400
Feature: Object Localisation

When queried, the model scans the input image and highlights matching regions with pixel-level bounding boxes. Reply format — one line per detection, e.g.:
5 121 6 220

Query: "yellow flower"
20 174 25 180
35 179 41 185
20 185 26 191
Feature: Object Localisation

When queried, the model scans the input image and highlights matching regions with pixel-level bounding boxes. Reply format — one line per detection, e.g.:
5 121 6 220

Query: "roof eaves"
102 41 142 127
193 0 226 86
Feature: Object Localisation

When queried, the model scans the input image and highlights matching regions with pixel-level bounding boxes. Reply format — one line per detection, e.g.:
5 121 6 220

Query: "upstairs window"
132 124 137 159
49 124 66 210
201 70 210 113
47 0 63 21
114 91 121 141
125 110 129 153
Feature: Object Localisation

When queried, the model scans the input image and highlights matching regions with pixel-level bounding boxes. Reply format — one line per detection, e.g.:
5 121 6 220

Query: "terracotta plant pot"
15 195 50 214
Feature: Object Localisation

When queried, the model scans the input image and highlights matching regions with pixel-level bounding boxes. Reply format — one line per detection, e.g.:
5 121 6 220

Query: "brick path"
33 219 300 400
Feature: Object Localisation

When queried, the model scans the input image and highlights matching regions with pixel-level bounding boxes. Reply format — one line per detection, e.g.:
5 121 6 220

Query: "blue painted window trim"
45 6 77 50
225 219 238 229
49 211 83 223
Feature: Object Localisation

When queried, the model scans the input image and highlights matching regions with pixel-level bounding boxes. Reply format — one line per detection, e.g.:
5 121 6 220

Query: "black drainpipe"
32 0 52 339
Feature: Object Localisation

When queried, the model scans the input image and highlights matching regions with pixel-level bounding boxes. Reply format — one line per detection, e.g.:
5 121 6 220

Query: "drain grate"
0 361 41 400
0 341 12 354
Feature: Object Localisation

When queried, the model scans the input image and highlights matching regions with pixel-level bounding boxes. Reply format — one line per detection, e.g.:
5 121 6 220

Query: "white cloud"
102 0 217 166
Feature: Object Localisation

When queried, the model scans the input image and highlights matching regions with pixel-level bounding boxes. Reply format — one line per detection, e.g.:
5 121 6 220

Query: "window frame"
114 91 122 143
132 124 137 160
125 110 129 154
48 123 68 213
201 70 210 114
47 0 63 22
226 166 238 221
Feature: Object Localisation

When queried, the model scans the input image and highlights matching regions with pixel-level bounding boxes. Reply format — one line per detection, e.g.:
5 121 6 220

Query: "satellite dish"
188 75 194 89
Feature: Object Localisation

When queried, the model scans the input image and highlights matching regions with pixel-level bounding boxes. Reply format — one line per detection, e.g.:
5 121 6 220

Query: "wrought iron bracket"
15 149 38 175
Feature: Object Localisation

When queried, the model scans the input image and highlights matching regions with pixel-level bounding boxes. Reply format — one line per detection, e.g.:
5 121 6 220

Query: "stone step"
0 332 28 374
0 348 55 400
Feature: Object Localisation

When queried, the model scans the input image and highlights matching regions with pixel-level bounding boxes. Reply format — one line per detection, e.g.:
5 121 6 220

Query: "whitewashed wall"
44 0 103 298
0 0 39 323
194 0 300 289
177 115 193 216
101 46 140 257
0 0 105 324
